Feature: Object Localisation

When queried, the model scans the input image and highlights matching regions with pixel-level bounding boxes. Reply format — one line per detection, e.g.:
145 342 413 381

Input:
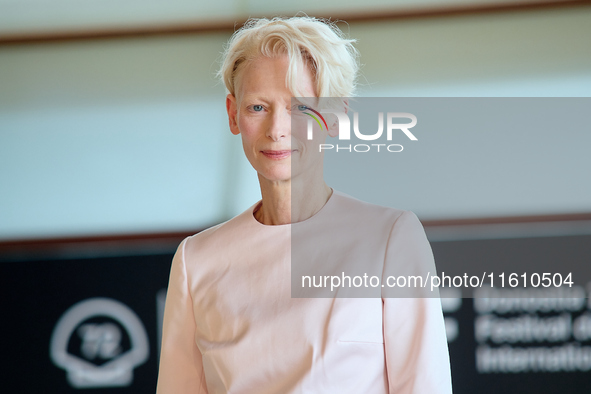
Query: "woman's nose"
266 109 290 141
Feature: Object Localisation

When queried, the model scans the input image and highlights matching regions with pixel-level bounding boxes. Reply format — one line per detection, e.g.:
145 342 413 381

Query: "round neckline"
248 188 337 228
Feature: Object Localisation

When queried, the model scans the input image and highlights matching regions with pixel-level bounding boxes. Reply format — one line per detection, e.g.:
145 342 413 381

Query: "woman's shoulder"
331 189 416 225
181 201 262 258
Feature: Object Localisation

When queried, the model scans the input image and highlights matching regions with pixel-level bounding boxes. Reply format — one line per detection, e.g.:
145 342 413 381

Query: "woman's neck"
255 175 332 225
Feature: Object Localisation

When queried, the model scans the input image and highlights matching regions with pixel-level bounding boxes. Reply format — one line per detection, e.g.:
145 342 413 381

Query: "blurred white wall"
0 33 261 239
0 6 590 240
0 0 549 36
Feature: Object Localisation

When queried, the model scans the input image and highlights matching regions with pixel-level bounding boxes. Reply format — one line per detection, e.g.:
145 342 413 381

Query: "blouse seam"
181 237 206 394
381 210 409 393
381 210 408 297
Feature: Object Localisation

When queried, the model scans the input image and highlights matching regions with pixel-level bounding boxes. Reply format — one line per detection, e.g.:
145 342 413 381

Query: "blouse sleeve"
156 238 209 394
382 211 453 393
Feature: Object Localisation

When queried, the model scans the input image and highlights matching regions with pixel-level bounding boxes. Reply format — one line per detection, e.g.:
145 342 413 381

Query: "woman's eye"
297 105 308 111
252 105 264 112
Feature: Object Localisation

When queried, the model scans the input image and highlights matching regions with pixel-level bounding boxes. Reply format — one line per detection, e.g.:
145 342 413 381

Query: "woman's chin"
258 168 292 184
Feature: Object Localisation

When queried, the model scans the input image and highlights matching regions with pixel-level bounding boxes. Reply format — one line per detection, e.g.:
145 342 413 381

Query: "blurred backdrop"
1 1 590 393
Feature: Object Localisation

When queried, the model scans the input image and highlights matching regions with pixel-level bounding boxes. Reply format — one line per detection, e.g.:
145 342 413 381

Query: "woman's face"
226 55 328 184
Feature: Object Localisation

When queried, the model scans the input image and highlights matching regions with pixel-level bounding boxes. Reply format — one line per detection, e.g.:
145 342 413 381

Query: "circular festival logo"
50 298 149 388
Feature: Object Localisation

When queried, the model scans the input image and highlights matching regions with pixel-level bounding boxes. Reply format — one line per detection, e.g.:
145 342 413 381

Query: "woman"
157 16 452 393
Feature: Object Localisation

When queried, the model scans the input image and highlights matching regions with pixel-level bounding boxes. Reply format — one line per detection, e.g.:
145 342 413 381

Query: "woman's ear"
327 117 339 138
226 94 240 135
327 98 348 138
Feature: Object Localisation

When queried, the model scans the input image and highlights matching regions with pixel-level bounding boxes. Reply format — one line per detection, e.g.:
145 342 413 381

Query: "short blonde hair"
218 16 360 98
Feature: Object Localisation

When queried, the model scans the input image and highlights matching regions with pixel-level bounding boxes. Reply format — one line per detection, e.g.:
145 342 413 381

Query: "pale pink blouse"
157 190 452 393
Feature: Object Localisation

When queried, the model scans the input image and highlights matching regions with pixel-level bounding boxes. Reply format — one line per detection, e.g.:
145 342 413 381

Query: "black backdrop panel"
432 234 591 394
1 253 172 393
1 233 590 392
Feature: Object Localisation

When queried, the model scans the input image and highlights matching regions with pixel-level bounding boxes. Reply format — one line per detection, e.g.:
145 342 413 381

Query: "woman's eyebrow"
240 95 271 104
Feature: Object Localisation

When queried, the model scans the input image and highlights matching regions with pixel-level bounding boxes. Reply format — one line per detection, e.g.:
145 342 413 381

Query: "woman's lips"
261 150 293 160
